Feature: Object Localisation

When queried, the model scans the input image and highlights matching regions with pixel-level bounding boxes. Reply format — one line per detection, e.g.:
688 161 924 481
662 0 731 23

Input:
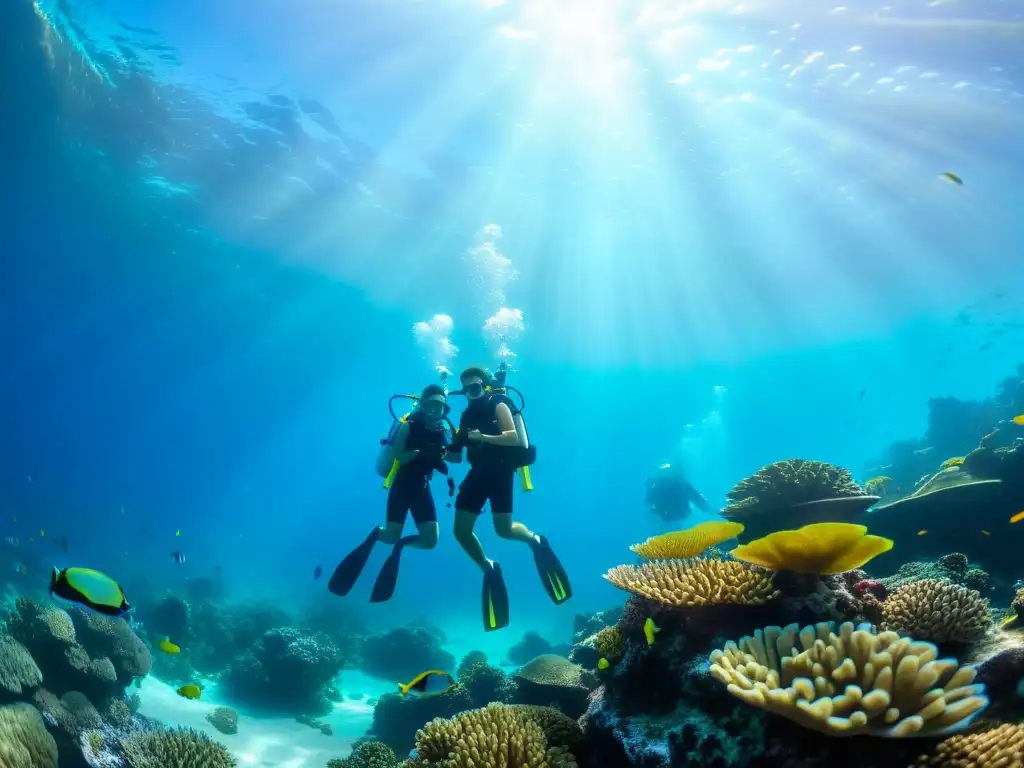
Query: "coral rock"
881 580 991 643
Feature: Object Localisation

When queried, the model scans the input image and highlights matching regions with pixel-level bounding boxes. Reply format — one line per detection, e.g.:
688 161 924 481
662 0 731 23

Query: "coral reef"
359 628 454 683
506 631 555 665
914 722 1024 766
604 559 779 607
730 523 893 575
405 702 578 768
206 706 239 735
455 654 512 706
881 580 991 643
0 636 43 696
723 459 866 519
513 656 598 719
370 685 473 756
629 521 745 560
328 740 398 768
0 702 58 768
120 726 236 767
878 553 991 594
220 627 342 716
709 621 988 736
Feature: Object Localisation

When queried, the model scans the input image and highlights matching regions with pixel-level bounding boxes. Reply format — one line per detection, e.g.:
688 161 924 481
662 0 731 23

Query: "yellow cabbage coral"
409 703 577 768
603 558 779 607
915 722 1024 766
0 703 59 768
729 522 893 575
709 621 988 738
630 521 745 560
881 580 991 643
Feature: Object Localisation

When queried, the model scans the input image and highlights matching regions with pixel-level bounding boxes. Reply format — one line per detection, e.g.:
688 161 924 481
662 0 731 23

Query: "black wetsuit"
646 474 712 522
386 414 450 526
453 395 518 515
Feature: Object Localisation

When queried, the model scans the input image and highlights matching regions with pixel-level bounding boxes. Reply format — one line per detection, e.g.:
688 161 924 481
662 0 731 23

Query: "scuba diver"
645 463 713 523
447 365 571 632
328 383 454 602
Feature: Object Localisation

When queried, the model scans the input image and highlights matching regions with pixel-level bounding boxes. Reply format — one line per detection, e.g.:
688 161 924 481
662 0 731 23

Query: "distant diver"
447 365 571 632
328 383 453 601
645 463 713 523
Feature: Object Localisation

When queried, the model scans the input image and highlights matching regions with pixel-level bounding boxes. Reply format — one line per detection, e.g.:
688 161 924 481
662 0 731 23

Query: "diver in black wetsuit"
328 384 452 602
446 366 571 632
645 463 713 523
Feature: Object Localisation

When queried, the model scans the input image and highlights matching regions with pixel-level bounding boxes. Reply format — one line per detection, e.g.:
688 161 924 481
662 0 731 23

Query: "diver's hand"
466 429 483 444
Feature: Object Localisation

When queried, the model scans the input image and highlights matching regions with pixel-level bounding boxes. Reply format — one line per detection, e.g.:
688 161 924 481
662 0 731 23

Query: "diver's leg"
378 489 406 544
405 487 439 549
491 470 539 545
453 467 490 570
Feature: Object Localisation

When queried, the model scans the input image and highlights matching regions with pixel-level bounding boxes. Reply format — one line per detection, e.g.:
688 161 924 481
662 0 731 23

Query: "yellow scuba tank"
490 366 535 492
377 395 418 488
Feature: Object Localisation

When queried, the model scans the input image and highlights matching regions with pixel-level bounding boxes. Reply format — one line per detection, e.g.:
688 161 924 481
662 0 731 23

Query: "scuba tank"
477 363 536 491
377 395 418 483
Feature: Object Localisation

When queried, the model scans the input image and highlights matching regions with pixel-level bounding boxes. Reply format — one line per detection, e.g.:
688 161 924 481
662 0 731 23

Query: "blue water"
2 0 1023 666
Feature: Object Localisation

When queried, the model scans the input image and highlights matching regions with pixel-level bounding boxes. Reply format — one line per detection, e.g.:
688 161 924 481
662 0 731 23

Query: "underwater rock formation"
370 685 473 756
506 631 555 665
327 739 398 768
221 626 343 716
512 655 599 719
455 653 513 706
359 628 454 683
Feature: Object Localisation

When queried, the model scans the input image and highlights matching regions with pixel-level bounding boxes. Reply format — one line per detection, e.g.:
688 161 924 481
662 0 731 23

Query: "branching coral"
629 521 745 560
709 621 989 737
724 458 866 519
881 580 991 643
915 722 1024 766
408 703 577 768
729 523 893 575
328 740 397 768
121 727 236 768
0 636 43 695
603 559 779 607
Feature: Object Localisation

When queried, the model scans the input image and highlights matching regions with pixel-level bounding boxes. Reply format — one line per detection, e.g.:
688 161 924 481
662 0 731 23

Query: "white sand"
136 672 391 767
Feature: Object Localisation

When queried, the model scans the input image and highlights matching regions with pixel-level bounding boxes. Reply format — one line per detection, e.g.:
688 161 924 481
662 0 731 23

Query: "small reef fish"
170 551 186 564
597 658 610 670
158 639 180 655
398 670 456 696
939 171 963 185
40 529 45 537
175 529 181 537
176 684 202 700
644 618 661 646
917 530 928 536
4 537 18 547
50 566 131 617
314 565 323 580
13 563 25 575
982 530 991 536
1010 511 1024 524
1013 415 1024 426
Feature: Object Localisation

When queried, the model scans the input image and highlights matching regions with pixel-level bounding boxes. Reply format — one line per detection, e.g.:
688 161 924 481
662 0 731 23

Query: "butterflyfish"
397 670 456 696
176 684 202 700
597 658 610 670
644 618 661 646
159 639 180 655
50 567 130 617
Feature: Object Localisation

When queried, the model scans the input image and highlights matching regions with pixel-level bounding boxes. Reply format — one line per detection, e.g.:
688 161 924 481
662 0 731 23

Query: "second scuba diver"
645 463 713 523
328 384 453 602
447 366 571 632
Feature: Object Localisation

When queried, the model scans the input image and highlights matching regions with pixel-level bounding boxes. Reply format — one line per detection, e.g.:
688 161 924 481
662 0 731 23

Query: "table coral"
724 459 866 519
709 621 988 737
729 523 892 575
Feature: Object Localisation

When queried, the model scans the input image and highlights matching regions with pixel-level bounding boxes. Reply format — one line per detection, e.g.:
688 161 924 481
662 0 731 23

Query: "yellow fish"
40 529 45 537
597 658 610 670
397 670 455 696
982 530 991 536
175 529 181 537
917 529 928 536
159 639 180 655
176 684 202 700
644 617 661 646
1012 415 1024 426
1010 511 1024 524
939 171 963 185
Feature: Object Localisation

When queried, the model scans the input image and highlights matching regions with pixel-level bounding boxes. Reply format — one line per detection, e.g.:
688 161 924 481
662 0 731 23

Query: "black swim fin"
529 535 572 605
369 535 418 603
327 528 379 596
482 561 510 632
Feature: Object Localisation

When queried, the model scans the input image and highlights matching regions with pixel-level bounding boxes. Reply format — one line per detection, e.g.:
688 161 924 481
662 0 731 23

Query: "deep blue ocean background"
1 0 1022 649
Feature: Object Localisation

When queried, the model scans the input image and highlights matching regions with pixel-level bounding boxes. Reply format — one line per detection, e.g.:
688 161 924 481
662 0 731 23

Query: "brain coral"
409 703 577 768
881 580 991 643
709 621 988 737
121 727 236 768
724 458 865 518
604 558 779 607
0 703 59 768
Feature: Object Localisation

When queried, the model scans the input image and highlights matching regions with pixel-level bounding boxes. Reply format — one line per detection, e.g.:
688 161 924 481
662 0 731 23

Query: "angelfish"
50 566 131 617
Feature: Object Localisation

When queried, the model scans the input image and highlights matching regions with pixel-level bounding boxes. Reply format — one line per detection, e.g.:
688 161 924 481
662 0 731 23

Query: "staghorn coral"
407 702 577 768
206 706 239 736
709 620 989 737
0 703 59 768
723 458 865 519
729 523 893 575
881 580 991 643
120 726 236 768
629 521 745 560
0 636 42 695
603 558 779 607
914 722 1024 766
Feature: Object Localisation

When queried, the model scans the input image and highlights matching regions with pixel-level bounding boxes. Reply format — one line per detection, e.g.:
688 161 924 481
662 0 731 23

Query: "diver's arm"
392 423 420 465
473 403 520 447
684 482 713 514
